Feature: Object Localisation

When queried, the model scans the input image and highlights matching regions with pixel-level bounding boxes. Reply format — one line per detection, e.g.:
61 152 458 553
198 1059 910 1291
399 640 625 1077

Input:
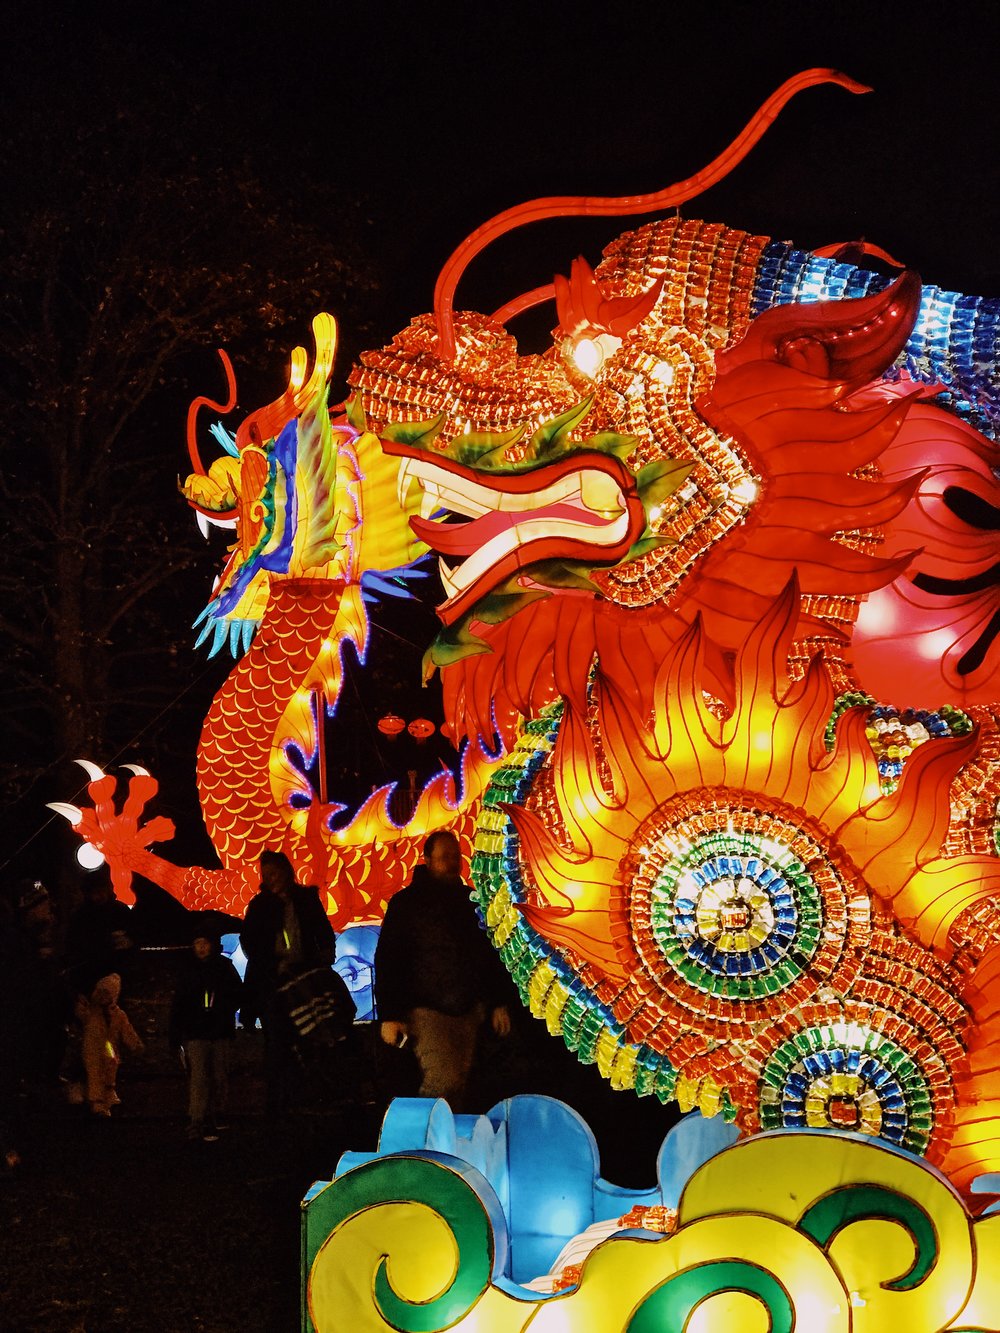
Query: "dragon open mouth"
387 446 648 625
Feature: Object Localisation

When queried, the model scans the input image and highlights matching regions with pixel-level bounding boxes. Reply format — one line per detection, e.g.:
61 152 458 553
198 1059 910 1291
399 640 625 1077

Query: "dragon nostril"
778 335 832 378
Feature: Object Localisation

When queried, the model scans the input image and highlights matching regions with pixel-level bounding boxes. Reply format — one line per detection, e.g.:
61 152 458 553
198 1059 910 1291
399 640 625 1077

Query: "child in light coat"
81 973 143 1116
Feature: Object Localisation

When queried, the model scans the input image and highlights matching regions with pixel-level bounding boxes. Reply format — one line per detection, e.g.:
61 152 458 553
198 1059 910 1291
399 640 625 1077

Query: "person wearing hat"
168 919 243 1142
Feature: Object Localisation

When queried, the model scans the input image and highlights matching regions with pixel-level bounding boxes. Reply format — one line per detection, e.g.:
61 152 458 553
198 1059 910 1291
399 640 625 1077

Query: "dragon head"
182 314 426 657
347 242 925 751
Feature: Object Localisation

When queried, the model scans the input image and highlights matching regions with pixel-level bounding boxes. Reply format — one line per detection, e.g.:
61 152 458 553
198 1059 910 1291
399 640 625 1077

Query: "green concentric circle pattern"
759 1022 934 1154
642 821 827 1001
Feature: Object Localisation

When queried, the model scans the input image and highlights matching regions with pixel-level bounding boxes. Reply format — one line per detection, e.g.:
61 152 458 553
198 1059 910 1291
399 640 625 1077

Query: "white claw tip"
121 764 150 777
47 801 83 825
75 760 107 782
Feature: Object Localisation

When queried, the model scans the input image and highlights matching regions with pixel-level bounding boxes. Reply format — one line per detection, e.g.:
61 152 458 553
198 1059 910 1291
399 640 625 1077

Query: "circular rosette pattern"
759 1024 931 1147
472 705 689 1109
474 582 985 1140
745 949 966 1157
623 794 871 1032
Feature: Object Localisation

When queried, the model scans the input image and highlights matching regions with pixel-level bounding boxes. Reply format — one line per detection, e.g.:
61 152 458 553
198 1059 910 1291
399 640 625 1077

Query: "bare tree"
0 63 379 871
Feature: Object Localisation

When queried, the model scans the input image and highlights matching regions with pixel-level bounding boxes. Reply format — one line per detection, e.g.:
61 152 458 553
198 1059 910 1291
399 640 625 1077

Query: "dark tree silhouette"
0 49 380 873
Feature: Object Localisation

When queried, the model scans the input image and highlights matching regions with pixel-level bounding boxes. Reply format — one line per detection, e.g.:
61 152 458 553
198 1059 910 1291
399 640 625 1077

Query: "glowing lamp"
76 843 106 870
47 70 1000 1229
570 337 603 379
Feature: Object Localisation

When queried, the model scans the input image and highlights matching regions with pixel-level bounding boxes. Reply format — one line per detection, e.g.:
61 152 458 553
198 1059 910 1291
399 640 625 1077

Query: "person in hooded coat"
80 973 143 1116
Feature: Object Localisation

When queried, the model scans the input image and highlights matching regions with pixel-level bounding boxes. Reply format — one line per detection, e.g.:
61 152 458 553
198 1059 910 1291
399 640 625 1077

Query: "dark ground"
1 951 678 1333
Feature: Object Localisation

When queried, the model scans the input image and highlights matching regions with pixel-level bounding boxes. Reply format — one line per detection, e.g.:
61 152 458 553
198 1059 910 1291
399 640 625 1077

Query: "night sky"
3 0 999 878
13 2 1000 309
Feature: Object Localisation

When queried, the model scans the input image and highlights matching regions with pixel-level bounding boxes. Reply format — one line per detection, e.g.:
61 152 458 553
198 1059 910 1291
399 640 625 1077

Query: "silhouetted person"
240 851 336 1117
66 878 136 999
0 881 71 1167
375 831 511 1112
169 920 243 1142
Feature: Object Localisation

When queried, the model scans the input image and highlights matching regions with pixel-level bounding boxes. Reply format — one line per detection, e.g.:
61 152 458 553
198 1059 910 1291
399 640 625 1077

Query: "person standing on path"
169 922 243 1141
240 851 337 1118
374 831 511 1112
80 973 143 1116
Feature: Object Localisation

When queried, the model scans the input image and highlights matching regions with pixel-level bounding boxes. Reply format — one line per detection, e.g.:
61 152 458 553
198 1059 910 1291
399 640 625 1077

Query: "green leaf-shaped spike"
423 584 549 679
622 534 675 563
422 621 492 677
382 413 446 448
528 396 595 460
580 431 640 461
469 585 551 625
452 424 527 468
344 393 368 432
636 458 694 507
528 559 601 593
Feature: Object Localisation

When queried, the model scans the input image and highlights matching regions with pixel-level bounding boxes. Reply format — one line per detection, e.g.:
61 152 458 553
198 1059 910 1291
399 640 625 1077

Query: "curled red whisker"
433 69 869 359
186 349 238 474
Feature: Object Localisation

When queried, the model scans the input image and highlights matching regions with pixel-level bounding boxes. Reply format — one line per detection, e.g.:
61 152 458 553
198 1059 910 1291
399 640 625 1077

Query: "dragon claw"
52 765 176 904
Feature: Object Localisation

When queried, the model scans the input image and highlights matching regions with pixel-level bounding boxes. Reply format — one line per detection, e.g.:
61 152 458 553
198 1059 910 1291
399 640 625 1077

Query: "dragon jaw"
388 445 651 626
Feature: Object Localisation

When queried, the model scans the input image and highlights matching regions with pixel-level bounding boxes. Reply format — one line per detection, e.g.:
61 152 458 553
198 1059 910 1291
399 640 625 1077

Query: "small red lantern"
408 718 436 741
377 713 406 738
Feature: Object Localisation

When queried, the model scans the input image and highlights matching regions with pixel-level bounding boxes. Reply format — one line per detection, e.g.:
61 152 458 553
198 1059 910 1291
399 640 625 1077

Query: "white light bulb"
77 843 106 871
571 337 603 379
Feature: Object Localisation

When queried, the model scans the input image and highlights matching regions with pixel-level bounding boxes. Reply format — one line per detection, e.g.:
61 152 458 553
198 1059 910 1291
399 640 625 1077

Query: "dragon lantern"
55 69 1000 1223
